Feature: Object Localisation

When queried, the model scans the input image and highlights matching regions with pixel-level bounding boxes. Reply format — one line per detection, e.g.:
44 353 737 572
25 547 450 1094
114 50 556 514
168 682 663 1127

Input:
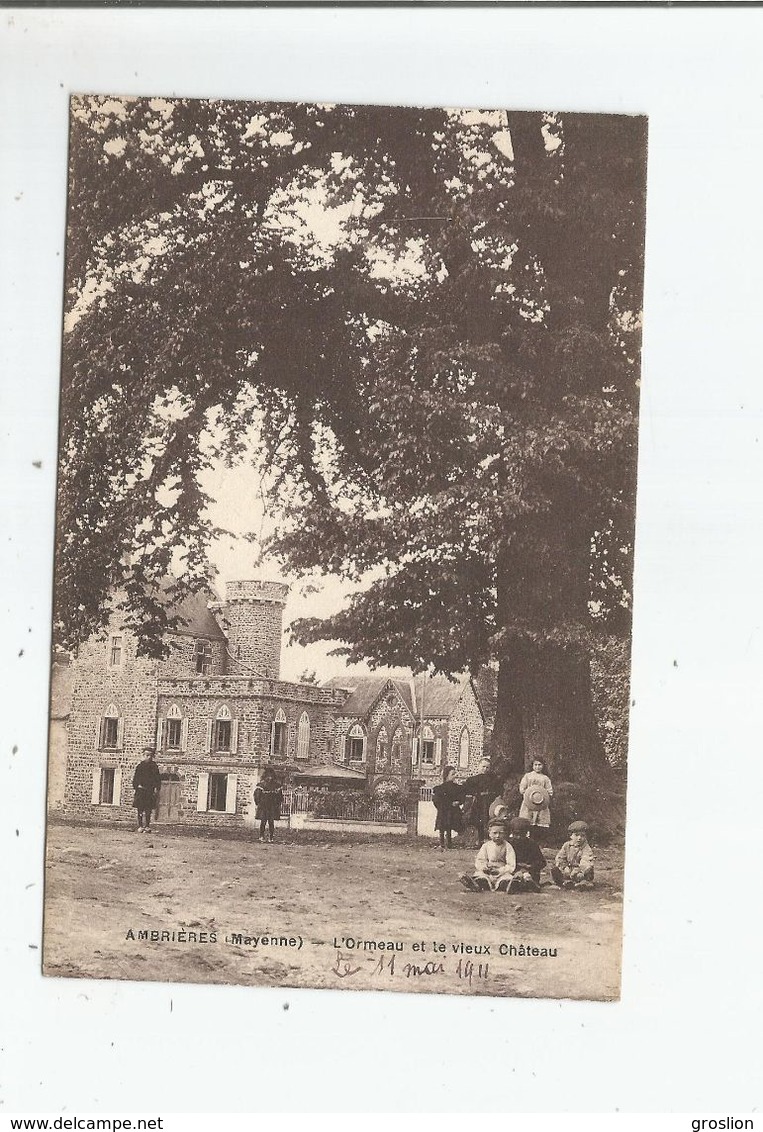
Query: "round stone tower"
220 580 289 680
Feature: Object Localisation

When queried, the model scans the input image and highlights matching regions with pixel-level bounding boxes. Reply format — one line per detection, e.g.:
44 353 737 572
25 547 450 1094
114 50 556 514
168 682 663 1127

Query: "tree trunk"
492 639 613 785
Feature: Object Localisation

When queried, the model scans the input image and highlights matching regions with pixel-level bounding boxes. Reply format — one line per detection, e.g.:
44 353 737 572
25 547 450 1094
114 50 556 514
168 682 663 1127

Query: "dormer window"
195 639 213 675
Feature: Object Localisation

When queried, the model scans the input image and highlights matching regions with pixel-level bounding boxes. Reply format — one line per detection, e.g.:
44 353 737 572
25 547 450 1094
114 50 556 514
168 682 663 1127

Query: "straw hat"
524 785 549 811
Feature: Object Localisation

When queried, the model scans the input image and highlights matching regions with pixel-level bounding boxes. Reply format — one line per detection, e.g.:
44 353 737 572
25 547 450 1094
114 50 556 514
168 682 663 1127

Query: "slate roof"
323 670 471 721
150 578 227 642
167 588 227 642
411 672 470 719
322 673 414 717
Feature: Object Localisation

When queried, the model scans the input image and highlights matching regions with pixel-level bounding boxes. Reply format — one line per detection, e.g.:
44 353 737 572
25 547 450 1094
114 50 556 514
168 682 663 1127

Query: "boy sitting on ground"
551 821 595 889
460 819 516 892
506 816 547 892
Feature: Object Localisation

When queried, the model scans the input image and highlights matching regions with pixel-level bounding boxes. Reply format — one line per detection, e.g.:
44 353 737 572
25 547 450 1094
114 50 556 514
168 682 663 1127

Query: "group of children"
459 817 595 894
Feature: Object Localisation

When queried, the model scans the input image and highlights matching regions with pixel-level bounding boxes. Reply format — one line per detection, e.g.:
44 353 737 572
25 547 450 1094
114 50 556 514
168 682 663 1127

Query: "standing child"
459 819 516 892
433 766 463 850
253 768 283 843
519 759 554 844
551 820 595 889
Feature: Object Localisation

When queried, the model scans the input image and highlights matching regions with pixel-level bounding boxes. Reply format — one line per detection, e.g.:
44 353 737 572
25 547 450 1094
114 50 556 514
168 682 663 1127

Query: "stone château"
51 579 487 826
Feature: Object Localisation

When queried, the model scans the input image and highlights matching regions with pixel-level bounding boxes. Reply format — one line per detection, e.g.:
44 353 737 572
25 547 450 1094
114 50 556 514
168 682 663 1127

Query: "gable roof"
322 674 414 717
323 670 472 721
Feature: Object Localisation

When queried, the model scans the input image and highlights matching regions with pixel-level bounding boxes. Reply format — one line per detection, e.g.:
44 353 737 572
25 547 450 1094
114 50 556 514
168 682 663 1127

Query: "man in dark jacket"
253 768 284 843
132 747 161 832
462 758 501 847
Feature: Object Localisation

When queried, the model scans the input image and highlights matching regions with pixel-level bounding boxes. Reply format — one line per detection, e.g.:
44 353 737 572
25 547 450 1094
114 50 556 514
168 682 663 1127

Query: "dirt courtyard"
43 821 624 1000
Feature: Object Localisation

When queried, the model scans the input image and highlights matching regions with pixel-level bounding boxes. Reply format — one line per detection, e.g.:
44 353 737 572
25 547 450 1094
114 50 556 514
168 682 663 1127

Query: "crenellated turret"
215 580 289 680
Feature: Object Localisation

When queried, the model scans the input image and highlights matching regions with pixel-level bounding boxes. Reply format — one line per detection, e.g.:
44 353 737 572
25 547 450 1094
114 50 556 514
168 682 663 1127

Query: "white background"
1 7 762 1114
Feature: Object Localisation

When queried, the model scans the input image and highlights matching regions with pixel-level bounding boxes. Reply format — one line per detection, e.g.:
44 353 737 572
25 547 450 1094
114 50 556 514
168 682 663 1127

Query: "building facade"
53 579 486 827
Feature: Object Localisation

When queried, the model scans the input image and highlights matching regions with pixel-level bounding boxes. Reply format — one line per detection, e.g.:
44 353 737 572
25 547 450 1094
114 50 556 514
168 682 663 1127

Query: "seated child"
551 820 595 889
506 816 547 892
460 818 516 892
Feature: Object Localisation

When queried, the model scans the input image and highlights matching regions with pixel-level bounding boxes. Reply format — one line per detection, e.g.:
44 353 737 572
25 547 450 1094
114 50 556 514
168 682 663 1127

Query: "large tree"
57 97 646 782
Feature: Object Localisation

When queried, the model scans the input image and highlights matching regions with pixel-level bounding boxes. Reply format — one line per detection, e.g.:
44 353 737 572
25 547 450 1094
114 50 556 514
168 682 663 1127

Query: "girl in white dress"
518 758 553 843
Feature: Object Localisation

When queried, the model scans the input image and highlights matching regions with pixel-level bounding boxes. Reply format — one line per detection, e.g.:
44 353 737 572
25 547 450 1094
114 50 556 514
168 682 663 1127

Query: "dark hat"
524 785 549 811
568 820 589 833
509 817 531 834
488 818 507 832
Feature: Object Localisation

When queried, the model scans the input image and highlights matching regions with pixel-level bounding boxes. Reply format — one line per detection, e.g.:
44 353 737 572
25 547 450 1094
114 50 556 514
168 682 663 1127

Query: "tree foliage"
58 97 646 777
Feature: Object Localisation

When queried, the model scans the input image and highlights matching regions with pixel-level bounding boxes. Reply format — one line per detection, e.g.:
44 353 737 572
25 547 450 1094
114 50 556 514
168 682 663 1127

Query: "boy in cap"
506 816 547 892
459 818 516 892
551 821 595 889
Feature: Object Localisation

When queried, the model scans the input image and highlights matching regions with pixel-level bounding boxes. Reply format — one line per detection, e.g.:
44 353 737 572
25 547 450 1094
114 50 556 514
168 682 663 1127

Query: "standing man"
132 746 161 833
462 757 501 848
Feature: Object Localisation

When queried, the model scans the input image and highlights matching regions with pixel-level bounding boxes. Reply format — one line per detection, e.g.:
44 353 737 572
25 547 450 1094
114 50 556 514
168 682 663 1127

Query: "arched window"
271 708 287 757
390 727 402 772
345 723 366 763
164 703 185 751
375 726 389 771
208 704 238 754
99 703 122 751
297 712 310 760
459 727 470 769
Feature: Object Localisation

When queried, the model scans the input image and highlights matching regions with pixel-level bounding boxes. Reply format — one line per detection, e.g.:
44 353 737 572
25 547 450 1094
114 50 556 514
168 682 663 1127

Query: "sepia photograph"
43 95 647 1001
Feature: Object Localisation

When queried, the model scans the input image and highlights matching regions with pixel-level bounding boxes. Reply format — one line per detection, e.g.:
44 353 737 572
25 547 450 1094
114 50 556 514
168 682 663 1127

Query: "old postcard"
43 96 647 1000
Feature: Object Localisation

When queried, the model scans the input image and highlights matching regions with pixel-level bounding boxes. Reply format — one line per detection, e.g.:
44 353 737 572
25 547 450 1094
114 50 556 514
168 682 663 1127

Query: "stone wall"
332 679 485 786
57 580 486 829
447 681 485 776
156 676 346 768
159 634 228 679
334 681 418 782
63 618 159 822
